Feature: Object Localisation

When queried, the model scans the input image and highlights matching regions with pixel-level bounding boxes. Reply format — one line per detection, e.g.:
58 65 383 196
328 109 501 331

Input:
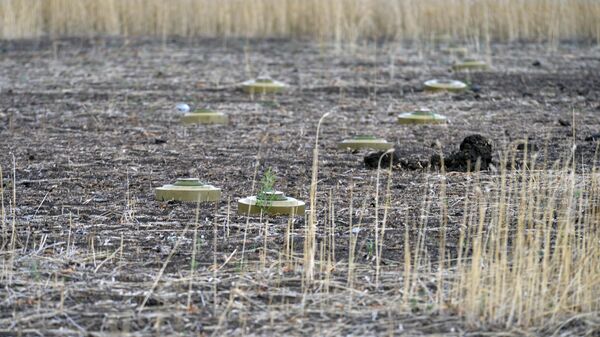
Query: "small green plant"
191 236 203 271
29 260 40 282
260 167 276 192
366 240 374 259
256 167 277 210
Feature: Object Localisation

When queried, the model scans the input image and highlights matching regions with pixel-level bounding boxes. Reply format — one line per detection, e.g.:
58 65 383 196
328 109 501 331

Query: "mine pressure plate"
442 47 468 58
452 59 488 71
238 190 305 216
181 108 229 125
241 76 287 94
155 178 221 202
424 79 467 92
398 108 447 124
338 135 394 151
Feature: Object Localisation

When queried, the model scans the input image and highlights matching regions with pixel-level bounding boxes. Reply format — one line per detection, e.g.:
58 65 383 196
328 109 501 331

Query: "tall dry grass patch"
1 0 599 42
446 153 600 327
354 148 600 328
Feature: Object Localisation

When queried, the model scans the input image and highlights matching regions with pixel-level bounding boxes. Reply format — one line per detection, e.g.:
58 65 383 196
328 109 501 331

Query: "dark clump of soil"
364 150 398 169
364 148 429 170
431 134 493 172
364 135 492 172
365 135 493 172
516 142 539 152
585 133 600 142
558 119 571 127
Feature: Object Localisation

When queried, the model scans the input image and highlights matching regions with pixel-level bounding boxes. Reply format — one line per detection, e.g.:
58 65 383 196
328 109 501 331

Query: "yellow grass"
447 153 600 327
1 0 599 43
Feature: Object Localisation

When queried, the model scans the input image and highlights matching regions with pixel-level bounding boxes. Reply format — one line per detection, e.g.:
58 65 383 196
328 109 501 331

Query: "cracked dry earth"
0 38 599 336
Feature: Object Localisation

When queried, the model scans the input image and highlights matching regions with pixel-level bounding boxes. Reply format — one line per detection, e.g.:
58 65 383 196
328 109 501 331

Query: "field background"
1 1 600 336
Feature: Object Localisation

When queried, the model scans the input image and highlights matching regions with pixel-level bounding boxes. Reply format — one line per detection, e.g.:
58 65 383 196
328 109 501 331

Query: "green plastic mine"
398 108 447 125
181 108 228 125
241 76 286 94
238 191 305 216
443 46 468 57
155 178 221 202
424 79 467 93
452 59 488 71
338 136 394 151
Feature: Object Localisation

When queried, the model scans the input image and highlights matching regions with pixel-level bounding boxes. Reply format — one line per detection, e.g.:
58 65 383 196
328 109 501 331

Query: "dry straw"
1 0 599 43
447 148 600 327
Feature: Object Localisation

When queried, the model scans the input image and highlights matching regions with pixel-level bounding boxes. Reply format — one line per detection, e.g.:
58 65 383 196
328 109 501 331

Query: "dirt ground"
0 37 599 336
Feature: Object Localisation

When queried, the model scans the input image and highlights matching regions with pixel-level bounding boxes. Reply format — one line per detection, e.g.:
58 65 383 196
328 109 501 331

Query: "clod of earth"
241 75 287 94
430 134 493 171
424 79 467 93
238 190 305 216
585 133 600 142
181 108 229 125
470 84 482 93
364 149 429 170
558 119 571 127
516 142 539 152
397 108 447 124
155 178 221 202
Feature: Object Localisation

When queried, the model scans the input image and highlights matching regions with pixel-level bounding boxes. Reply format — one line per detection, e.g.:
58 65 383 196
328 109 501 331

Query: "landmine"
424 79 467 93
398 108 447 124
181 108 228 125
238 190 305 216
338 135 394 151
452 59 488 71
443 46 468 58
155 178 221 202
241 76 287 94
